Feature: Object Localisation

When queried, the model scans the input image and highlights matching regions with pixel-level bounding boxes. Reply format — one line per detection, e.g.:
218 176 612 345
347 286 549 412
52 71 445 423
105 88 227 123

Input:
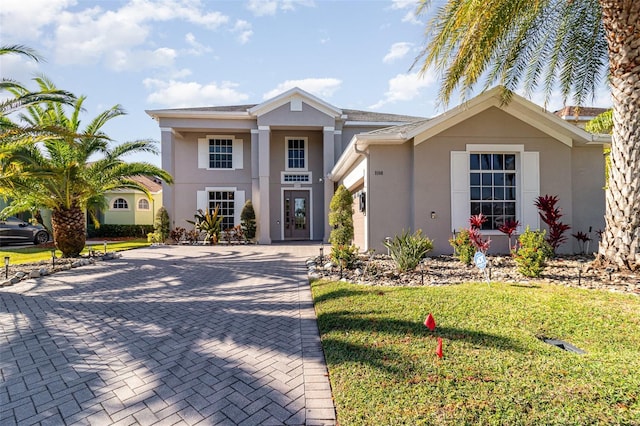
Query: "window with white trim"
451 145 539 234
138 199 150 210
470 153 517 230
112 198 128 210
197 135 243 170
286 138 307 170
209 191 235 231
209 138 233 169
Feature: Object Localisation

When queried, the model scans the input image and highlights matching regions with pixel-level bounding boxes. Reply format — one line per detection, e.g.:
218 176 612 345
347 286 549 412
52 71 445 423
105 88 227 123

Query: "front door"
284 190 310 240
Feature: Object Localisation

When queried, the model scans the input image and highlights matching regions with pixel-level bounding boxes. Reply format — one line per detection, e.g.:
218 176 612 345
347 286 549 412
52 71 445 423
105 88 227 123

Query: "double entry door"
283 190 310 240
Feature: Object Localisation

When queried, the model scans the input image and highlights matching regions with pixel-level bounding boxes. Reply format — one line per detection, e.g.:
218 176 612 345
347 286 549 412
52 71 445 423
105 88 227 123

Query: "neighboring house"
554 106 610 129
101 176 163 225
147 86 610 254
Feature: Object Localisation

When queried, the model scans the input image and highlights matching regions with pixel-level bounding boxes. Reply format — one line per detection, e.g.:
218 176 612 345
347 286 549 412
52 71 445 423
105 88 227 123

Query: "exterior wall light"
431 211 436 219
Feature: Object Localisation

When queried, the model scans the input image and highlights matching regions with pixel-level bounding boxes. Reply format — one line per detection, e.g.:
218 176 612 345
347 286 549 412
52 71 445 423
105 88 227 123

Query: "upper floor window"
209 138 233 169
138 199 150 210
470 153 517 230
197 135 244 170
112 198 128 210
286 138 307 170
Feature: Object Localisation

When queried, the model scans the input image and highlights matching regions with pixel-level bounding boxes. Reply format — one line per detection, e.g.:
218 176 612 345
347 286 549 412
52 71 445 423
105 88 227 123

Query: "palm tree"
1 78 173 257
415 0 639 271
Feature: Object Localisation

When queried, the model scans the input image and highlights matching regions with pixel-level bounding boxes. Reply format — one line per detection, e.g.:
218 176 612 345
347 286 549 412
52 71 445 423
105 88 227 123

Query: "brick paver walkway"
0 244 336 425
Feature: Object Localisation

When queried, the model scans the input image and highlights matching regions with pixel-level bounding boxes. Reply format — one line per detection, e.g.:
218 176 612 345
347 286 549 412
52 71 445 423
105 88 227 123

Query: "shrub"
169 227 186 243
240 200 257 240
498 219 520 249
87 224 153 238
154 207 171 243
185 229 200 244
449 229 476 265
329 185 354 247
383 229 433 272
331 244 359 269
535 195 571 254
512 227 553 277
468 213 491 253
186 206 223 244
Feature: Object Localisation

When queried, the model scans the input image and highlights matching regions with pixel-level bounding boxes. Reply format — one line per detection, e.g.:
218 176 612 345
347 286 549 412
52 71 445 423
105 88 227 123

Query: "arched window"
138 199 150 210
112 198 128 210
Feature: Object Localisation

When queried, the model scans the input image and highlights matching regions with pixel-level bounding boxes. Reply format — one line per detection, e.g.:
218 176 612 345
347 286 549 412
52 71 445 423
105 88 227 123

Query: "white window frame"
137 198 150 211
111 198 130 211
197 135 243 170
285 137 308 171
196 187 245 230
451 144 539 235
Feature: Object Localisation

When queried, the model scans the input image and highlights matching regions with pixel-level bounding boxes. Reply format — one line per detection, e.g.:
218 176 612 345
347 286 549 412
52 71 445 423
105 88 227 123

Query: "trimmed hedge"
87 224 153 238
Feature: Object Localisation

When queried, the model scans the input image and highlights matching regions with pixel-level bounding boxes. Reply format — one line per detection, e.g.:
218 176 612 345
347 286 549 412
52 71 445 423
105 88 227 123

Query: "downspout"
353 141 370 251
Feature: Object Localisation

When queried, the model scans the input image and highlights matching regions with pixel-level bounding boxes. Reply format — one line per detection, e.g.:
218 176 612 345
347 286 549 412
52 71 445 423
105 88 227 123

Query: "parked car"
0 216 50 245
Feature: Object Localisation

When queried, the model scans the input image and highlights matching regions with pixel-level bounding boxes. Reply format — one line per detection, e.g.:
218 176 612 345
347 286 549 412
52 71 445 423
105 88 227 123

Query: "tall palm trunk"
51 206 86 257
597 0 640 270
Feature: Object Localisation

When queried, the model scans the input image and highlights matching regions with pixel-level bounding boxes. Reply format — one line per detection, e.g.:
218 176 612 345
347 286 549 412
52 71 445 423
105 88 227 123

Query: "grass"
311 279 640 425
0 239 151 265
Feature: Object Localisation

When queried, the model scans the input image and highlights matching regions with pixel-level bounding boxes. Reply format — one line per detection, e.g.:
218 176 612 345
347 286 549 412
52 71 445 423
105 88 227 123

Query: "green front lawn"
0 239 151 265
311 280 640 425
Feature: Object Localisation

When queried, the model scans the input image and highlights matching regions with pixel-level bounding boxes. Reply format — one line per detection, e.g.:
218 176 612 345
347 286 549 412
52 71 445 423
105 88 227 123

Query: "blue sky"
1 0 611 167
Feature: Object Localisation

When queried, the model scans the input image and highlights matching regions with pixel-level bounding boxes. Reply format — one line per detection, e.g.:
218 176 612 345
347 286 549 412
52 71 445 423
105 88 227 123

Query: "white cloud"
233 20 253 44
391 0 419 9
246 0 315 16
383 42 413 64
184 33 211 55
144 78 249 107
401 10 423 25
369 71 437 109
0 0 73 40
262 78 342 100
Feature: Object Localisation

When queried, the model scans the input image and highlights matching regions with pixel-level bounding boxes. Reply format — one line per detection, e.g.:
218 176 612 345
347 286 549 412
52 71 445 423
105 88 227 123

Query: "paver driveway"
0 244 336 425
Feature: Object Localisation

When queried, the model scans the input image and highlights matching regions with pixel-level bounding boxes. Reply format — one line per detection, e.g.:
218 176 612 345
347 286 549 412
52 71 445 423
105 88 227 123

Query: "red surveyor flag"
436 337 443 358
424 313 436 331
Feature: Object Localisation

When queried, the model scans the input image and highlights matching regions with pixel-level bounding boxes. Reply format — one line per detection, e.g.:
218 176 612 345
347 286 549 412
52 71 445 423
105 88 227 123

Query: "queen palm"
1 78 173 257
415 0 639 271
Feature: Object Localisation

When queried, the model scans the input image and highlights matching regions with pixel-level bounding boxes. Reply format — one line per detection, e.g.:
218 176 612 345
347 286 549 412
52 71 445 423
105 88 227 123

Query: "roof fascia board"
248 87 342 118
146 110 251 120
344 120 416 127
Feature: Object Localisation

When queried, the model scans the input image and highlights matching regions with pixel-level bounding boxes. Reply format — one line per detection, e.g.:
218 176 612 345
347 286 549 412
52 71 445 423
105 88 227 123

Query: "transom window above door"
286 138 307 171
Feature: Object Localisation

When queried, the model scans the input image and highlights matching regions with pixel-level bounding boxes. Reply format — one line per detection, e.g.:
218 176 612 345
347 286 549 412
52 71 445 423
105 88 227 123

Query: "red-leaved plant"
572 231 592 254
534 195 570 254
498 219 520 250
468 214 491 253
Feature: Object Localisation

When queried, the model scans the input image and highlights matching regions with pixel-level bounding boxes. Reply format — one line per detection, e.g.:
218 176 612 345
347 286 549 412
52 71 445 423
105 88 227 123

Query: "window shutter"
521 152 540 230
198 138 209 169
234 190 245 226
196 190 207 212
233 139 243 170
450 151 469 233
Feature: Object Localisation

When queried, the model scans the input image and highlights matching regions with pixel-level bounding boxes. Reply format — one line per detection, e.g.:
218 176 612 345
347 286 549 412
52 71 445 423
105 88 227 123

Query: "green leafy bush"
331 244 359 269
240 200 256 240
512 226 554 277
329 185 354 246
449 229 476 265
87 224 154 238
384 229 433 272
186 206 223 244
154 207 171 242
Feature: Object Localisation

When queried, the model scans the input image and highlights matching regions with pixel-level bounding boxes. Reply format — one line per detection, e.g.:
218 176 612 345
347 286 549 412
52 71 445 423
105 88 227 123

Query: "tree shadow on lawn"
316 309 529 366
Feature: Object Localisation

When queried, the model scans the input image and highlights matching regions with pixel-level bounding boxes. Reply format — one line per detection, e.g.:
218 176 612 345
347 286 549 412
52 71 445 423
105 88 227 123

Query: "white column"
250 129 260 228
323 127 336 243
160 128 175 226
258 126 271 244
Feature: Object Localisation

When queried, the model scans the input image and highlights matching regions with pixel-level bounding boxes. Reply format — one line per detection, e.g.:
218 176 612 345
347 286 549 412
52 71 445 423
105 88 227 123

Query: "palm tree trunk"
597 0 640 271
51 206 86 257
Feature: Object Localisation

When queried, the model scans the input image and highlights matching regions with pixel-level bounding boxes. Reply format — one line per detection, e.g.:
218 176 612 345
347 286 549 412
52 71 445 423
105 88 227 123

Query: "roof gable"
248 87 343 118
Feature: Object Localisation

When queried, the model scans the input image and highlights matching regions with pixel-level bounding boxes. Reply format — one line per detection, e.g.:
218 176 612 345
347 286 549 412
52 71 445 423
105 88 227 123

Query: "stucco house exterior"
100 175 163 226
147 86 609 254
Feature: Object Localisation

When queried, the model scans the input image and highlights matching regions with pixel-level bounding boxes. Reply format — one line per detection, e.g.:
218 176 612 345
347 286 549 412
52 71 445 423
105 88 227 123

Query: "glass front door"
284 190 310 240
